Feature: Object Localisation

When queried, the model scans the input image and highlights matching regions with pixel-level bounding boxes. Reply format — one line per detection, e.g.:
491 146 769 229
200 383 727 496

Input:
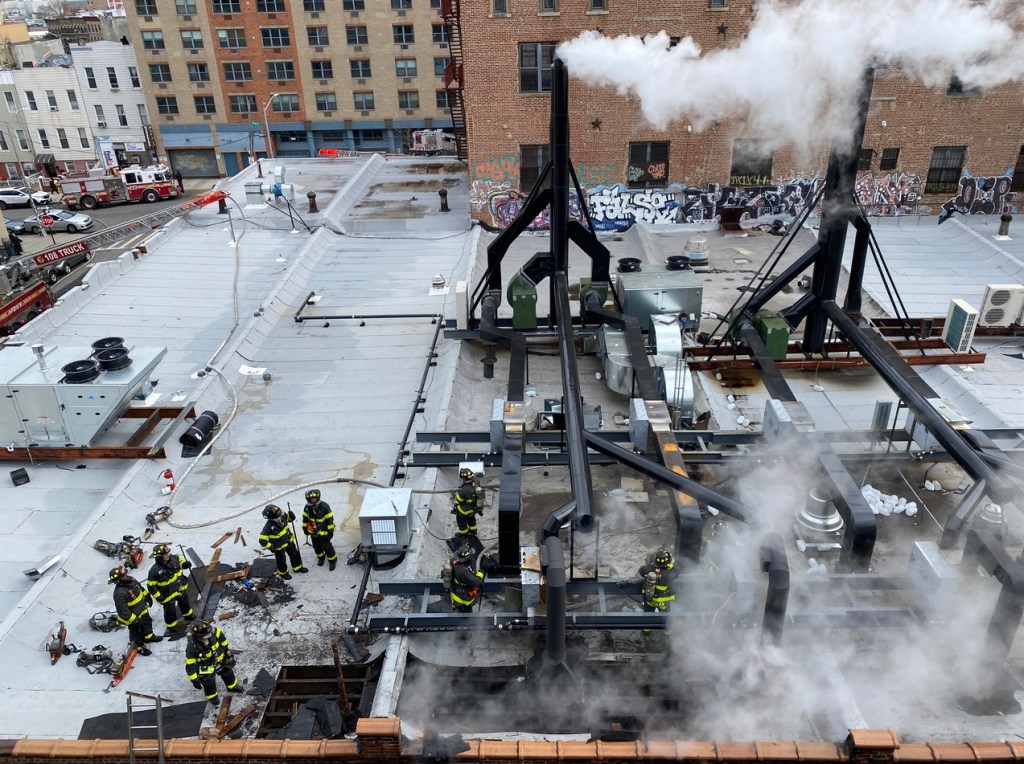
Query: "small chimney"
31 344 46 371
998 213 1012 238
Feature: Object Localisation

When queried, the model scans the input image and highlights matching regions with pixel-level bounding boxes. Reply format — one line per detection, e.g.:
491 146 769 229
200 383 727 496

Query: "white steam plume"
557 0 1024 152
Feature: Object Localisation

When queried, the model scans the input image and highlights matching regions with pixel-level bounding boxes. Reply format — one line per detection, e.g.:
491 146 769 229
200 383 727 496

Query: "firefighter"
639 548 678 634
259 504 308 579
448 544 485 613
185 619 242 707
109 566 163 655
146 543 195 636
302 489 338 570
452 468 483 538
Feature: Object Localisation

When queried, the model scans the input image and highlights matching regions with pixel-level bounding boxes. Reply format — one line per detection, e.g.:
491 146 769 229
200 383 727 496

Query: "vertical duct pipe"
542 535 567 667
551 58 569 276
842 217 871 315
760 533 790 646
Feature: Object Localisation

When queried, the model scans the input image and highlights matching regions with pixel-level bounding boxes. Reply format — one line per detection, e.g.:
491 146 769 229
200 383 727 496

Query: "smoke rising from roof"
556 0 1024 152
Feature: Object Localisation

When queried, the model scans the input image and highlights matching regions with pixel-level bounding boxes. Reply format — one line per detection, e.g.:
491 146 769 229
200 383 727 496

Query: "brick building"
123 0 456 176
459 0 1024 229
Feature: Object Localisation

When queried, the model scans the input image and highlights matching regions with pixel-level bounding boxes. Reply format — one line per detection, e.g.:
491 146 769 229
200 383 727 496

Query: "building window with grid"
346 25 368 44
308 26 329 44
925 146 966 194
128 68 140 88
519 42 555 92
311 60 333 78
435 89 449 109
105 68 118 88
729 138 772 187
315 92 337 111
84 68 97 88
67 89 79 108
176 0 198 11
24 91 37 111
343 0 364 9
211 0 240 11
94 104 105 124
520 144 549 191
218 28 246 47
15 129 28 150
708 0 725 6
393 24 414 43
37 129 49 149
857 149 873 172
1010 146 1024 193
0 131 10 152
180 30 204 48
540 0 557 12
267 61 295 79
395 58 417 77
57 128 69 149
229 94 257 113
135 0 157 13
273 93 299 111
304 0 324 9
432 23 448 43
879 148 900 171
628 141 671 188
142 31 165 49
350 59 371 77
116 104 128 126
398 90 419 109
223 62 253 80
353 91 374 110
261 28 290 46
434 56 449 76
257 0 285 11
156 96 179 115
194 95 216 113
149 63 172 82
188 62 211 81
588 0 605 9
391 0 411 7
430 0 440 7
947 74 981 96
78 127 89 148
45 90 57 109
492 0 507 12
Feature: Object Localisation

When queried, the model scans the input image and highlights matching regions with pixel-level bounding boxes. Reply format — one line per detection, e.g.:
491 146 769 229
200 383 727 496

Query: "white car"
0 187 51 209
22 209 93 234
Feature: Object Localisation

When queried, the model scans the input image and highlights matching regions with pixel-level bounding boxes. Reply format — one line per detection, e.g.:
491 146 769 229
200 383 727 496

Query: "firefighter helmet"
305 489 321 503
459 468 474 483
455 544 473 559
191 619 213 640
151 543 171 558
108 565 129 583
262 504 282 520
654 549 673 566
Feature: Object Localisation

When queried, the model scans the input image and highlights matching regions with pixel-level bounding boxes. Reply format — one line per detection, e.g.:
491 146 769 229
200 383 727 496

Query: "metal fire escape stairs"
440 0 468 161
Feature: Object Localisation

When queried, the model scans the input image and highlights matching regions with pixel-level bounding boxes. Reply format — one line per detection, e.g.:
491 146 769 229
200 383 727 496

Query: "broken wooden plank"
255 590 270 609
124 409 164 448
214 695 232 730
239 533 246 547
219 704 256 738
210 564 250 584
218 610 238 621
211 533 232 549
233 527 242 544
206 548 222 573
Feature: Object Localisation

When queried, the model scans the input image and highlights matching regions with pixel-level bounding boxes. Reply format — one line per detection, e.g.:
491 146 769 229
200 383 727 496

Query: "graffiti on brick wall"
470 178 584 230
471 154 519 184
576 163 619 189
589 184 681 230
854 172 924 216
942 171 1018 217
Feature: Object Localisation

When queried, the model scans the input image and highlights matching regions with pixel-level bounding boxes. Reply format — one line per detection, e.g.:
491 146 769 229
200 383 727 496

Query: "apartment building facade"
0 70 34 181
124 0 455 176
11 64 95 177
460 0 1024 230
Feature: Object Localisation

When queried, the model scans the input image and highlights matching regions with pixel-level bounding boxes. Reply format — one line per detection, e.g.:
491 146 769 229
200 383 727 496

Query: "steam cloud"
557 0 1024 152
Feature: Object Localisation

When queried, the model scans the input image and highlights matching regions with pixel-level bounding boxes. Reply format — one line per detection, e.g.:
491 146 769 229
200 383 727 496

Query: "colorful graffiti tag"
941 171 1017 217
854 172 923 216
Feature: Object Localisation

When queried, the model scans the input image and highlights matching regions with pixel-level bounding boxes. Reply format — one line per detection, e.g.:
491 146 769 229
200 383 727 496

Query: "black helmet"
151 543 171 558
262 504 282 519
455 544 473 559
654 548 673 566
108 565 129 583
305 489 321 502
191 619 213 639
459 468 474 483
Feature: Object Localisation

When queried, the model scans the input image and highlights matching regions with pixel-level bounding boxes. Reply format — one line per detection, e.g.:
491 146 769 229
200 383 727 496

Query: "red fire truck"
0 241 91 334
60 165 180 211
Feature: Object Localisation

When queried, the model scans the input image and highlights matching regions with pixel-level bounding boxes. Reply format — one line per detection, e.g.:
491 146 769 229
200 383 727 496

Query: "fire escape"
441 0 467 161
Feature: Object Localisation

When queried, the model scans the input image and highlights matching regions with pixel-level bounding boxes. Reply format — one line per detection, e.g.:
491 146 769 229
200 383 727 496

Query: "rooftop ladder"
126 691 173 764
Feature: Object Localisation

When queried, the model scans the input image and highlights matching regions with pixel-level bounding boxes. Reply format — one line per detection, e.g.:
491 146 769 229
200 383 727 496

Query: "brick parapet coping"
1 721 1022 763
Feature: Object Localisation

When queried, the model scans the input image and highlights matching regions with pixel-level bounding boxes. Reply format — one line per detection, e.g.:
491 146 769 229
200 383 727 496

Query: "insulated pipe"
542 500 577 539
550 58 569 276
760 532 790 646
542 535 567 667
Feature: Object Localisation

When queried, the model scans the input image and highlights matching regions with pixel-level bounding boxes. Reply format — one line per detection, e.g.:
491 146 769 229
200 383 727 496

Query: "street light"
263 93 281 160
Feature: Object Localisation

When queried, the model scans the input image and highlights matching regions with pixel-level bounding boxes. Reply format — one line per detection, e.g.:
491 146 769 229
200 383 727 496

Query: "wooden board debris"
211 532 232 549
210 564 250 584
217 610 238 621
220 704 256 738
233 527 242 544
206 548 222 573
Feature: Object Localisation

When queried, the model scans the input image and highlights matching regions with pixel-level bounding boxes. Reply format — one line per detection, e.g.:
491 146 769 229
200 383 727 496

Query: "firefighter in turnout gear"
109 566 163 655
185 619 242 707
146 543 195 635
639 548 678 633
448 544 485 612
452 468 483 538
302 489 338 570
259 504 308 579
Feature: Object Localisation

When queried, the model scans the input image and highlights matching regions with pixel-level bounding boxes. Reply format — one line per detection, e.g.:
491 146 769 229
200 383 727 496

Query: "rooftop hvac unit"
941 299 978 353
977 283 1024 327
358 487 413 555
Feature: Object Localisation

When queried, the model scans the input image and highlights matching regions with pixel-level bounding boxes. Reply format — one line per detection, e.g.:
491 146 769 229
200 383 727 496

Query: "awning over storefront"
34 154 54 166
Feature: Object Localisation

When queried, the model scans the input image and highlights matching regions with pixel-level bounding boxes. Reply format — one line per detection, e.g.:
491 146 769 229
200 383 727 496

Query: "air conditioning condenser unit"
941 299 979 353
978 283 1024 327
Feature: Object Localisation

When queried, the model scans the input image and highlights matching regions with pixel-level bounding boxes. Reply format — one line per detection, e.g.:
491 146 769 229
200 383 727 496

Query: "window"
321 130 346 141
176 0 198 11
149 63 172 82
430 0 440 7
156 96 179 115
308 27 329 44
311 60 333 78
45 90 57 109
353 91 374 110
925 146 966 194
273 94 299 112
708 0 725 6
432 23 448 43
223 62 253 80
391 0 411 7
492 0 507 12
37 129 49 149
4 162 20 179
346 25 368 44
142 31 165 49
84 67 97 88
588 0 605 8
1012 147 1024 193
520 145 549 191
947 74 981 96
393 24 414 43
188 62 210 81
57 128 69 149
353 128 384 147
127 68 139 88
25 91 37 111
139 103 150 125
350 59 371 77
256 0 285 11
315 92 337 111
181 30 204 48
211 0 240 11
396 58 417 77
267 61 295 79
4 92 15 111
0 131 8 151
217 28 246 47
729 138 772 187
116 104 128 127
15 130 28 151
95 105 106 125
519 42 555 92
343 0 364 9
879 148 900 171
229 94 257 113
435 89 449 109
262 27 290 46
540 0 557 11
434 56 449 76
107 67 119 87
78 127 89 148
194 95 216 113
304 0 324 9
628 141 671 188
135 0 157 13
857 149 873 172
398 90 419 109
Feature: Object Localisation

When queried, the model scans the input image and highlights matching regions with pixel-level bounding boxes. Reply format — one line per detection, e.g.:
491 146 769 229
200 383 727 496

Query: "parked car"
21 209 93 234
0 187 52 209
6 217 26 235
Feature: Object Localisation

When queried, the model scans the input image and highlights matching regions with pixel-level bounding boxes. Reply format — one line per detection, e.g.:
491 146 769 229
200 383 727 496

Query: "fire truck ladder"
78 191 228 250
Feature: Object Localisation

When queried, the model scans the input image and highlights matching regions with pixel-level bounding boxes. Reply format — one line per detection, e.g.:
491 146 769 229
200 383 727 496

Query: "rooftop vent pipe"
541 535 567 669
31 343 46 372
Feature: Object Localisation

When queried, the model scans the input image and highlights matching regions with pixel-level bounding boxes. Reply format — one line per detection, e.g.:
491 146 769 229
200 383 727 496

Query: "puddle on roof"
406 162 464 174
366 179 459 194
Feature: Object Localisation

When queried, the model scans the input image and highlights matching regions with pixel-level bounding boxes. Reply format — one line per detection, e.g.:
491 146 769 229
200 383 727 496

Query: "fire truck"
0 241 90 335
60 165 180 211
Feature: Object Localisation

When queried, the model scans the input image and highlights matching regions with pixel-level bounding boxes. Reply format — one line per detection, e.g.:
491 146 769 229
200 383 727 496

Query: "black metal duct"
541 535 567 668
760 533 790 645
179 410 219 448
